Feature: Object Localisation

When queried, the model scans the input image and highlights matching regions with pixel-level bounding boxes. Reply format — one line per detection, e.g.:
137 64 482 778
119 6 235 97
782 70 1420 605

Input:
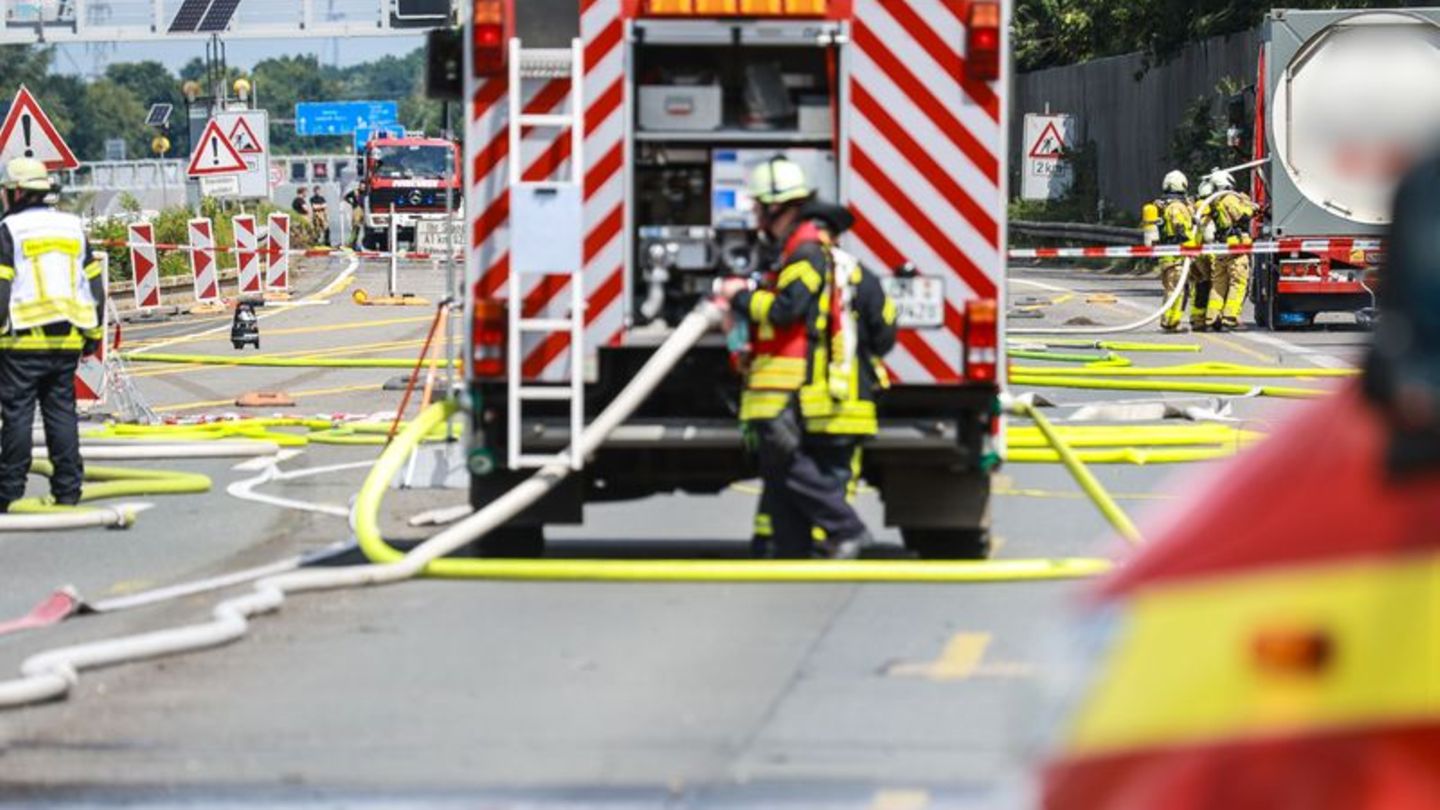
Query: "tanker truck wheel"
901 528 992 560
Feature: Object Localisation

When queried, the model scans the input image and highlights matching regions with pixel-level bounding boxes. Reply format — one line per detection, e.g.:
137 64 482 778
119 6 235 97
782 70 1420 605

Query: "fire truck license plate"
882 277 945 329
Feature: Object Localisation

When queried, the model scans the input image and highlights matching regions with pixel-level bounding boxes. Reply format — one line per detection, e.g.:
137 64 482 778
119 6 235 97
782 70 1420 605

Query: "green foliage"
1015 0 1410 72
117 192 142 213
1007 140 1130 224
1168 77 1250 189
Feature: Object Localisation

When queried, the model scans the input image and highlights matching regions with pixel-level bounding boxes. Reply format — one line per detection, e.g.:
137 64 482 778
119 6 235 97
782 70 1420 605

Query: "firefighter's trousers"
751 410 869 559
1208 254 1251 324
0 351 83 508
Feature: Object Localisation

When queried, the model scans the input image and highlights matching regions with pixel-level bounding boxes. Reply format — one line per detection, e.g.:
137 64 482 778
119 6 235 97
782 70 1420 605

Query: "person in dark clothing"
0 158 106 511
291 186 311 219
309 187 331 247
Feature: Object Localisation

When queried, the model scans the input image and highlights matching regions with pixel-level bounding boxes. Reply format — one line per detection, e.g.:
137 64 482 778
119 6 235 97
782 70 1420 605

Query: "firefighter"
309 186 331 247
721 157 894 559
1192 175 1220 330
0 158 105 512
343 182 363 248
1206 170 1257 330
1141 170 1200 331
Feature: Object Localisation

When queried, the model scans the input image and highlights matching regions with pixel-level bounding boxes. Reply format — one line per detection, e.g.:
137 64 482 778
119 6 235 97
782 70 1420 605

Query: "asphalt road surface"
0 257 1367 808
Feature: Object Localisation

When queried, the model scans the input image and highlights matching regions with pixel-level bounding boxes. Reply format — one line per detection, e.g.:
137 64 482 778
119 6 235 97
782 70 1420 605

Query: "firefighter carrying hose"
1203 169 1257 331
0 158 105 512
1141 170 1202 332
717 157 897 559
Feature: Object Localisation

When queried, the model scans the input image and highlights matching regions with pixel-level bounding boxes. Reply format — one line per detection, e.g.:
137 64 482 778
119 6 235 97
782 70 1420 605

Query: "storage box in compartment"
638 85 723 132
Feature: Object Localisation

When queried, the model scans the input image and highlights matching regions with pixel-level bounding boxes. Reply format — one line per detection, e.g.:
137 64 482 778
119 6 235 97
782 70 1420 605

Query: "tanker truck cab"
1252 8 1440 329
459 0 1008 559
358 135 464 251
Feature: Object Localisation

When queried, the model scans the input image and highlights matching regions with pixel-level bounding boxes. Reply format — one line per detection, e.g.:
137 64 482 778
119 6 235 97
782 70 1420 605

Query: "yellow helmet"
2 157 52 192
748 156 812 205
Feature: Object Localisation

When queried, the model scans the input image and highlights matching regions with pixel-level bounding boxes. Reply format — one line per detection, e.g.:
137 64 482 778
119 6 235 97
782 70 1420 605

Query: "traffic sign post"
0 85 79 171
1022 113 1077 201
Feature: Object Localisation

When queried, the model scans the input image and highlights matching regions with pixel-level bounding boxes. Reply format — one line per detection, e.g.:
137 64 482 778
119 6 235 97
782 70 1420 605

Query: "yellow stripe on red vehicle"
1064 551 1440 758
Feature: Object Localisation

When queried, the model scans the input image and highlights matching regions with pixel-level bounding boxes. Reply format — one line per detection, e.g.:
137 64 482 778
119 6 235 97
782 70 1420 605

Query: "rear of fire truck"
1252 8 1440 329
460 0 1009 559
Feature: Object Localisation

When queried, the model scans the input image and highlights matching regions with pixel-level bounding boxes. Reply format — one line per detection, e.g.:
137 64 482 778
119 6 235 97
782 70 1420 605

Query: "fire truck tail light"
964 298 999 384
472 296 507 379
966 1 1002 83
472 0 506 77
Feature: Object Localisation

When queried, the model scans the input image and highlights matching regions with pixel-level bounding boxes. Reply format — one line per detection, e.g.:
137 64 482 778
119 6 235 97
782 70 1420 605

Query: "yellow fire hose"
1004 398 1142 546
8 460 211 516
1010 339 1202 354
1007 446 1240 465
1006 424 1264 448
1010 361 1358 379
1008 375 1327 399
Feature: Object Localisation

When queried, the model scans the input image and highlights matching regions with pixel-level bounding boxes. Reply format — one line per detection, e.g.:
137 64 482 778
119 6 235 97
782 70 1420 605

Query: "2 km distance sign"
214 110 270 198
1022 113 1077 201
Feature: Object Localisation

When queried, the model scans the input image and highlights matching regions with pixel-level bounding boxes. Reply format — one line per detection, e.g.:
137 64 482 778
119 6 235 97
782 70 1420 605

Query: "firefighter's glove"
81 338 101 358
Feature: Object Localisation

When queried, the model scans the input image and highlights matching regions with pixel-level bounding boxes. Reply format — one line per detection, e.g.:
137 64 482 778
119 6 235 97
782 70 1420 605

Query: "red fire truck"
357 133 464 251
457 0 1009 558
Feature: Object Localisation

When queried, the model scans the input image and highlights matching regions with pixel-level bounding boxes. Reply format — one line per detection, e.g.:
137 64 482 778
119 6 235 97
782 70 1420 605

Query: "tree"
252 54 345 154
70 79 150 161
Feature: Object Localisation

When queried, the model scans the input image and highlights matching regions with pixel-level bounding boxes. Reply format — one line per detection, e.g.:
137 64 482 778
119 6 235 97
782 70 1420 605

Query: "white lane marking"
1010 275 1354 369
226 459 372 519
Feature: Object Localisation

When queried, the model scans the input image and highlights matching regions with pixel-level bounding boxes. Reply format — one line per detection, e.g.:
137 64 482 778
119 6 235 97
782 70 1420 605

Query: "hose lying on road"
0 461 212 532
1005 396 1142 545
0 299 1112 708
1008 446 1241 465
1010 361 1358 379
1006 424 1264 449
1007 349 1130 365
1009 259 1192 336
1008 375 1327 399
1010 338 1201 354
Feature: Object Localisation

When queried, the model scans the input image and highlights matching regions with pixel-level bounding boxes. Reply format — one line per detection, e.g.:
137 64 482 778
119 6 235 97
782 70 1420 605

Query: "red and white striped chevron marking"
265 213 291 291
76 254 108 404
1008 238 1386 260
233 214 261 294
127 222 160 310
844 0 1003 385
467 0 626 382
188 218 219 303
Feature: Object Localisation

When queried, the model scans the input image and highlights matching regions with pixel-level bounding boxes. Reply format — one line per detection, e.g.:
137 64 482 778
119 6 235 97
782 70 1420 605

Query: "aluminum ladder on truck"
506 37 586 470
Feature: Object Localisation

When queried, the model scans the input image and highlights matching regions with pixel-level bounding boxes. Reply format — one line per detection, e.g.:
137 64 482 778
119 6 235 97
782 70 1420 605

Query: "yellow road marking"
886 632 1034 681
996 486 1178 501
103 579 154 596
153 383 386 413
1200 331 1275 364
869 790 930 810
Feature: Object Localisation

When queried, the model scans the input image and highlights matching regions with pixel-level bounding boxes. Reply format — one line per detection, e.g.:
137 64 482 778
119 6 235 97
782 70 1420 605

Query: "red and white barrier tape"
96 240 461 262
1008 238 1385 260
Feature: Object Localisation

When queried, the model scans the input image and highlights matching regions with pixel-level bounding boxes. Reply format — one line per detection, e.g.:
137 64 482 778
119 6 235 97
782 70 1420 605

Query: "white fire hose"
0 300 726 708
1010 259 1192 336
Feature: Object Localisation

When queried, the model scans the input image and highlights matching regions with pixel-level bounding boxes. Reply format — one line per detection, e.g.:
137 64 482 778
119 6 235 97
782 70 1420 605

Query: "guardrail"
1010 220 1143 246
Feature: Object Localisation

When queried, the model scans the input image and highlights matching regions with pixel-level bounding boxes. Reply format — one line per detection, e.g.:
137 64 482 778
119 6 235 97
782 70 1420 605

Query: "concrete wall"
1011 29 1261 217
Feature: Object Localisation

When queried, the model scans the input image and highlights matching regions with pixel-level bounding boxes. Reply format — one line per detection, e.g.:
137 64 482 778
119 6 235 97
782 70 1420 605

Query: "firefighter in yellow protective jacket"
0 158 105 512
1141 171 1201 331
722 157 897 560
1204 169 1257 330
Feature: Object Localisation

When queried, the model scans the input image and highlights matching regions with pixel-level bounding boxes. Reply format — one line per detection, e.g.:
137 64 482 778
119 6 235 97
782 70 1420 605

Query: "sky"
51 36 426 77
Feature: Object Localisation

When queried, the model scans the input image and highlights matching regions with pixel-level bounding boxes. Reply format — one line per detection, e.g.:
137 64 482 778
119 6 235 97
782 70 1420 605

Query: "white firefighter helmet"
2 157 52 192
1161 170 1188 194
1210 169 1236 191
748 157 812 205
1197 178 1216 198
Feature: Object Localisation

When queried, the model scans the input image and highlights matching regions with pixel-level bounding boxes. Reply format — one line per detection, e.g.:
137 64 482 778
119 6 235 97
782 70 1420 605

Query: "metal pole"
388 202 398 296
443 104 458 441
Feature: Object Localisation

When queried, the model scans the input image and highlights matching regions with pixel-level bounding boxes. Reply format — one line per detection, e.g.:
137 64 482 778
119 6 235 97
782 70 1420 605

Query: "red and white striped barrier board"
127 222 160 310
188 218 219 303
1008 238 1386 260
233 214 261 295
265 213 290 291
76 254 108 405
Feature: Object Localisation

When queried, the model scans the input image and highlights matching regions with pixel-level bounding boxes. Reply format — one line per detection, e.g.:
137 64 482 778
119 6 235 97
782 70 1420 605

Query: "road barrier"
1008 237 1384 260
233 215 261 295
127 223 161 310
265 212 291 293
187 218 220 306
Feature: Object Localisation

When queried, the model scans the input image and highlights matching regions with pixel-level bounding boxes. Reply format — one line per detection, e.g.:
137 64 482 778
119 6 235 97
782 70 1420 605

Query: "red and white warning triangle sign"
227 117 263 154
0 86 79 171
1028 121 1068 160
187 119 248 177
